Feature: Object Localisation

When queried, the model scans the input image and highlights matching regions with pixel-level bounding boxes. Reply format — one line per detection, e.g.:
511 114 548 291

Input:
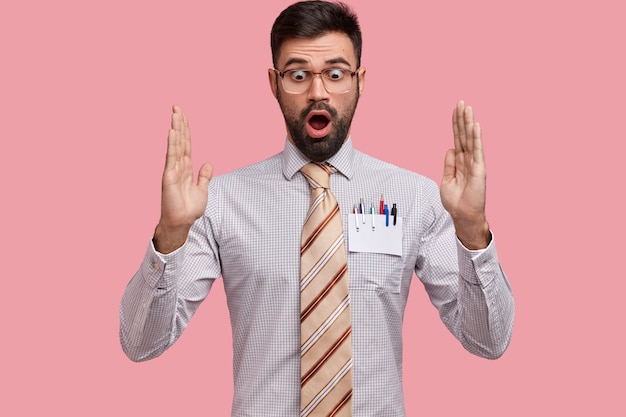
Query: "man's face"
269 31 365 162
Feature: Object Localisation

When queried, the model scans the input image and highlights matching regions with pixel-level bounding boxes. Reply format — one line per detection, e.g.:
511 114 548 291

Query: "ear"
268 68 279 99
357 67 366 96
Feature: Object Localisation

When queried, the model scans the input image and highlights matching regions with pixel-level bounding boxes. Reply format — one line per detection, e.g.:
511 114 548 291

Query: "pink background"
1 0 624 415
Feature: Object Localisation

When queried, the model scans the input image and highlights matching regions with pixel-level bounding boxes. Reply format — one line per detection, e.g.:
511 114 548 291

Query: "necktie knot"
301 162 333 189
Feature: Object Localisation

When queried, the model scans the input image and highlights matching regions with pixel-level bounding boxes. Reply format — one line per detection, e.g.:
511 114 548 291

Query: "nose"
307 73 330 102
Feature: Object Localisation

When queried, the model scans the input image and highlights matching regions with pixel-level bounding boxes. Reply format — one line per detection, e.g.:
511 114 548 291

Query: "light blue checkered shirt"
120 138 514 416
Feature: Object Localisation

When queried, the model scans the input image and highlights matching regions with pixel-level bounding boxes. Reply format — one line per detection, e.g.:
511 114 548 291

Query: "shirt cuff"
456 231 500 287
140 239 186 289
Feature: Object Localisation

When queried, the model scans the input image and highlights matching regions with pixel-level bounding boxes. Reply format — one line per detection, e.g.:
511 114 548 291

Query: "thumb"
197 163 214 190
441 149 456 184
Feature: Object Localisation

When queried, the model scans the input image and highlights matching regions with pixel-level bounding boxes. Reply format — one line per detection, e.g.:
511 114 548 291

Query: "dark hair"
271 1 362 68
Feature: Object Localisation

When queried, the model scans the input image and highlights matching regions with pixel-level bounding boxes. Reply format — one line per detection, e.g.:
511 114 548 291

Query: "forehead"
276 31 357 68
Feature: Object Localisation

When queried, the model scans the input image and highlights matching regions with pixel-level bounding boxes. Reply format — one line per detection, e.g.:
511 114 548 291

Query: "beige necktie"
300 163 352 417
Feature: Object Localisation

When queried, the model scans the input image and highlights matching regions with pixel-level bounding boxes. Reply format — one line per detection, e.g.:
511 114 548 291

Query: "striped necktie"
300 163 353 417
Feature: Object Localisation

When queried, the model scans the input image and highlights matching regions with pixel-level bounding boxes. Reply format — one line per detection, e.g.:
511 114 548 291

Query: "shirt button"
152 261 161 271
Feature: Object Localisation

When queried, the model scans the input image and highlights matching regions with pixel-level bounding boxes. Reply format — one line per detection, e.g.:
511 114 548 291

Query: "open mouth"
309 114 330 130
306 111 332 138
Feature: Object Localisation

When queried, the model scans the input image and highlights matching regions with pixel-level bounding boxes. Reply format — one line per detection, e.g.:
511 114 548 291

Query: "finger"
164 127 180 170
172 105 182 128
473 122 485 166
180 107 188 126
464 105 475 155
166 107 184 170
197 162 214 191
452 106 461 153
172 113 183 154
456 100 467 152
177 105 189 135
171 108 182 134
172 105 192 162
180 109 192 159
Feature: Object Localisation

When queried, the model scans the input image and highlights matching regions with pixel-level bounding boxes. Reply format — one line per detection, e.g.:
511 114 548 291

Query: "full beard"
279 95 359 162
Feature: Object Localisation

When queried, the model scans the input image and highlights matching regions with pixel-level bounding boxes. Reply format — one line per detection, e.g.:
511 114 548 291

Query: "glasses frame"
274 68 358 94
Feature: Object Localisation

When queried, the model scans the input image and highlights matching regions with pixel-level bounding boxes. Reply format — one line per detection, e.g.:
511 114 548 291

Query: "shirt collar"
281 137 355 181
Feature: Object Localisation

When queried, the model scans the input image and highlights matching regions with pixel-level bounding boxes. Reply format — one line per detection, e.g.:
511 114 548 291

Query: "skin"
268 32 365 162
153 33 490 253
153 107 213 254
442 101 491 249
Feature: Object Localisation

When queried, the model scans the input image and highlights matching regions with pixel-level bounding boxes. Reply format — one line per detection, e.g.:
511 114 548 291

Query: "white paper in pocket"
347 214 402 256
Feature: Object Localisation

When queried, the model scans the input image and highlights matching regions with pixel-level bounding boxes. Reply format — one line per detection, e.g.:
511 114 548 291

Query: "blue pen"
384 204 389 227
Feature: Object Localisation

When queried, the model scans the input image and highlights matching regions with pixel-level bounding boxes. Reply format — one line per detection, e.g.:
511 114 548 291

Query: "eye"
324 69 346 81
289 70 309 82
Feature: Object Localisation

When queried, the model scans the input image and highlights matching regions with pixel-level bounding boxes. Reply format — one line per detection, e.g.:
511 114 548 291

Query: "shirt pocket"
347 251 403 294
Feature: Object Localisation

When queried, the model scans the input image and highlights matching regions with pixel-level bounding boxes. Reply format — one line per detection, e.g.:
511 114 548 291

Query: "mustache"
299 102 338 119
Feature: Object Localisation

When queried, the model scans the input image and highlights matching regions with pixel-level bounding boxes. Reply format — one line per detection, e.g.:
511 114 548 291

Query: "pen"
360 198 365 224
370 204 375 231
353 205 360 232
384 204 389 227
391 203 397 226
379 194 385 215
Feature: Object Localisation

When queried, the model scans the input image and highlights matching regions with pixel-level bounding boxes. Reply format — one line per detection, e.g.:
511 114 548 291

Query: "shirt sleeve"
119 217 221 362
415 196 514 359
452 234 515 358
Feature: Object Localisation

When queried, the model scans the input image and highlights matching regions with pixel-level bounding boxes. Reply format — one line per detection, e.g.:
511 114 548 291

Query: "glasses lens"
323 69 352 93
282 70 309 94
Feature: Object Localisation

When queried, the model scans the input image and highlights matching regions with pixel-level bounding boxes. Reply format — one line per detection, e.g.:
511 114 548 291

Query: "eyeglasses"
274 68 358 94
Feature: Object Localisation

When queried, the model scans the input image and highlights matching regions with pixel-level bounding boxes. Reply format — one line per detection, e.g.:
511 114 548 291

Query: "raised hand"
154 105 213 253
440 101 490 249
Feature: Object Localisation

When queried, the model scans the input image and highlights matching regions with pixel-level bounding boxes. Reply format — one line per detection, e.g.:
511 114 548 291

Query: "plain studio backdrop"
1 0 623 415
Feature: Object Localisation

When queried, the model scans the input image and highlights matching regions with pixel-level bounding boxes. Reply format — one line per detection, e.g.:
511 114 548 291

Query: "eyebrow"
282 57 353 69
325 57 352 67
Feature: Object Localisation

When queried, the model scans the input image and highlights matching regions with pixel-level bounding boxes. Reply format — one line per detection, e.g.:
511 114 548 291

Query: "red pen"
379 194 385 215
